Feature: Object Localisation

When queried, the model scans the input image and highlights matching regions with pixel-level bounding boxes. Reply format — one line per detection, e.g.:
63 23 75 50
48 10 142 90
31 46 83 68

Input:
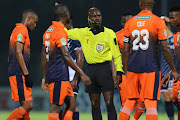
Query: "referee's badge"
97 44 104 52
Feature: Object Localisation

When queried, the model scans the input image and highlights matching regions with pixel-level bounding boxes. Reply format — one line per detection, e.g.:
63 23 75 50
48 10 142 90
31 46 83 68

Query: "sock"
6 106 27 120
107 107 117 120
119 112 130 120
23 112 30 120
64 110 73 120
59 109 63 120
73 112 79 120
48 113 59 120
178 112 180 120
146 115 158 120
133 102 145 120
92 108 102 120
165 101 174 119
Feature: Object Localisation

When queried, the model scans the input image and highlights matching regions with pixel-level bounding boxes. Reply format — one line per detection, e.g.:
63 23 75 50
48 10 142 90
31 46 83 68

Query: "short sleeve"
14 28 26 44
157 19 168 40
55 30 68 48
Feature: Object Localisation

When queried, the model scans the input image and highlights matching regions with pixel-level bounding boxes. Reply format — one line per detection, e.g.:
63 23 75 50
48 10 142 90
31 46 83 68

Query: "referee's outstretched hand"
80 73 91 86
24 74 33 88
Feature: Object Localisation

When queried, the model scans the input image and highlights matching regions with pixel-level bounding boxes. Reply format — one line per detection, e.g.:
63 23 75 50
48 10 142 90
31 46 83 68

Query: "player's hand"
114 75 121 91
41 78 49 93
172 70 180 83
161 74 171 87
24 74 33 88
80 73 91 86
71 79 77 89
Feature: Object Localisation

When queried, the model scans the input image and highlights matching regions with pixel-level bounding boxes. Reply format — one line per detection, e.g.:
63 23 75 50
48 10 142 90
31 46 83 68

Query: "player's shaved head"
139 0 154 11
88 7 101 17
53 4 69 20
22 9 38 19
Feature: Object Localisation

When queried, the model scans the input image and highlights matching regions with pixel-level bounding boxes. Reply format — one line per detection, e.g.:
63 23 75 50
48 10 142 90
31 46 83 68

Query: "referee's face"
89 9 102 28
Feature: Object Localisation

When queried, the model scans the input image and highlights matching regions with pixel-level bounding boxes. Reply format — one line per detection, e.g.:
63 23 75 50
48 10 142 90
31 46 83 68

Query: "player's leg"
103 90 117 120
63 96 75 120
89 93 102 120
142 71 161 120
72 94 79 120
7 75 33 120
119 71 139 120
132 101 145 120
49 103 61 120
119 74 126 109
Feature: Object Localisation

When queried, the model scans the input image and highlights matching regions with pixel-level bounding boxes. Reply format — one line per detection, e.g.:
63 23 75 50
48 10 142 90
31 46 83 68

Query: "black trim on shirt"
90 27 104 35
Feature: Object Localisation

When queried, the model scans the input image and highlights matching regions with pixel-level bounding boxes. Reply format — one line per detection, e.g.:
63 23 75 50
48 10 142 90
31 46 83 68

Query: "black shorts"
85 61 114 94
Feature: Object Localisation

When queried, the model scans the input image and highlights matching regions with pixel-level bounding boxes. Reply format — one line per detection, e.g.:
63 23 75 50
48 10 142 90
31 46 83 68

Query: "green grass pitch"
0 111 178 120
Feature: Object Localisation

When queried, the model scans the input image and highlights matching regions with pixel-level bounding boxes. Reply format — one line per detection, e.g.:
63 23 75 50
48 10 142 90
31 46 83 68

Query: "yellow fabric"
65 27 123 72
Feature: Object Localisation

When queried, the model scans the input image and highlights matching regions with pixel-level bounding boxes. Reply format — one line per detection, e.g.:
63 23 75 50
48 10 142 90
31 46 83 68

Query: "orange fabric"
172 79 180 102
10 23 30 46
64 110 73 120
48 113 59 120
9 75 32 101
43 21 68 48
126 71 161 100
49 81 74 105
133 102 145 119
173 31 180 48
23 112 30 120
6 106 27 120
146 115 158 120
119 74 126 107
116 29 124 50
119 111 130 120
124 10 167 41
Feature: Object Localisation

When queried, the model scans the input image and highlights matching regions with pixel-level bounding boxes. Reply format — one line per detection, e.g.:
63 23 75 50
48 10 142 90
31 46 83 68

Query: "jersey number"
132 29 149 50
45 40 50 62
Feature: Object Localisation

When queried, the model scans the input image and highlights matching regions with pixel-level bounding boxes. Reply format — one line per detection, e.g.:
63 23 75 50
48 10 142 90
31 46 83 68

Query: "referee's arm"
109 32 124 74
66 28 81 41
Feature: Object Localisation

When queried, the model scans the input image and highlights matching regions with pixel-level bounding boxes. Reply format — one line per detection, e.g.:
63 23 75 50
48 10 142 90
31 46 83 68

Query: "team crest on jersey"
96 44 104 52
17 34 23 41
47 27 54 32
61 38 67 45
164 29 167 37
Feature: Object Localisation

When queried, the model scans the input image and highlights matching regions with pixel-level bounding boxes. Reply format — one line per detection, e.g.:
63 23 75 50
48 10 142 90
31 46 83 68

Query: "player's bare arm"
122 42 130 75
15 42 29 75
41 45 49 93
161 40 180 83
71 48 84 89
59 46 91 86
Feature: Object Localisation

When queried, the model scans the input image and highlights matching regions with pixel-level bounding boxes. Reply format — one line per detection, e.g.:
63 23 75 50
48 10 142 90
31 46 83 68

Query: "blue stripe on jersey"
53 82 61 105
17 75 25 101
153 71 160 100
160 35 174 77
68 39 81 60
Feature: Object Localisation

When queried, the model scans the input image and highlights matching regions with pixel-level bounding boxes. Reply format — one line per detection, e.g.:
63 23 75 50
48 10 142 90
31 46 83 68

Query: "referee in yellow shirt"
67 7 123 120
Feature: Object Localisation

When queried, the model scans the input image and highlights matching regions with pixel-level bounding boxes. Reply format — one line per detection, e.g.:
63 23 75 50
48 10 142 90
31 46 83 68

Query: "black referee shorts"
85 61 114 94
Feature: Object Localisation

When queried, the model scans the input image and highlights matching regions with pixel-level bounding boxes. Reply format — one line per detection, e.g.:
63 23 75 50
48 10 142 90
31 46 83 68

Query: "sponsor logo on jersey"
96 44 104 52
17 34 23 41
134 16 151 20
47 27 54 32
61 38 67 45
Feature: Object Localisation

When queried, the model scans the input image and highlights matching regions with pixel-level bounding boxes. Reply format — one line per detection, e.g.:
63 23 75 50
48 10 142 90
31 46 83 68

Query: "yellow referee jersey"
66 27 123 72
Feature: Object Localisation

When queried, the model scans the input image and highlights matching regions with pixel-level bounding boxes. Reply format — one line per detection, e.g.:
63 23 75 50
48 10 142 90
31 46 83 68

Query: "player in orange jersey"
119 0 179 120
116 12 145 120
41 4 91 120
7 9 38 120
162 6 180 120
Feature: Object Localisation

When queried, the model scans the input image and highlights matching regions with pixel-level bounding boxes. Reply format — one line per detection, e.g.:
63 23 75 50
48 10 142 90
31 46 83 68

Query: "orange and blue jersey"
43 21 69 83
8 23 30 76
124 10 167 73
173 31 180 74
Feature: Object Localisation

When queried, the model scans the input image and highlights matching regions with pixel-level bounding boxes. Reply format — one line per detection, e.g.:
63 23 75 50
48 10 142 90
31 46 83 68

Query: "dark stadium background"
0 0 180 112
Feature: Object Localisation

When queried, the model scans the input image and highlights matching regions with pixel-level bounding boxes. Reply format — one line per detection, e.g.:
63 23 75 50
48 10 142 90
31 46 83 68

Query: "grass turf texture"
0 111 178 120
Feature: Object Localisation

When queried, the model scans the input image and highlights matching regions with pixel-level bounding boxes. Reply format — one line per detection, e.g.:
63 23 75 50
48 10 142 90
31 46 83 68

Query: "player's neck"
91 25 102 31
21 20 28 28
142 8 152 12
